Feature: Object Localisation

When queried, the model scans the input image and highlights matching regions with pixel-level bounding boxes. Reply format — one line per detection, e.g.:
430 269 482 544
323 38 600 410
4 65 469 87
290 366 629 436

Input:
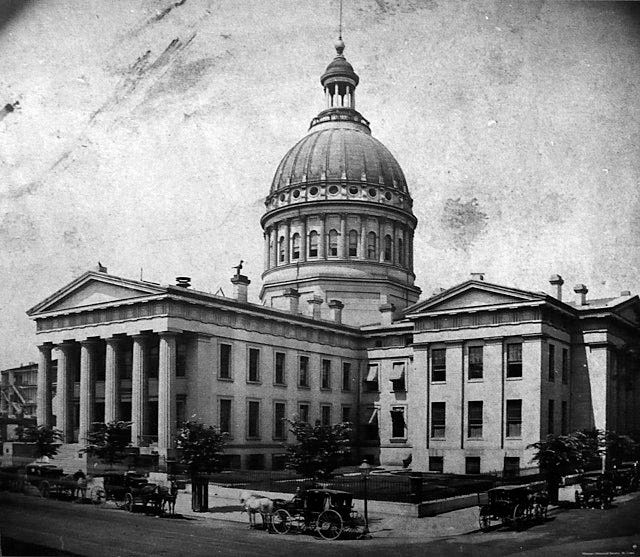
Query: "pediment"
28 272 165 315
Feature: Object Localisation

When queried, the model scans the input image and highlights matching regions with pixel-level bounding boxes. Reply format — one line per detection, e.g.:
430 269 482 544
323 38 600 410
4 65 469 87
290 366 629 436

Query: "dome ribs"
305 130 324 184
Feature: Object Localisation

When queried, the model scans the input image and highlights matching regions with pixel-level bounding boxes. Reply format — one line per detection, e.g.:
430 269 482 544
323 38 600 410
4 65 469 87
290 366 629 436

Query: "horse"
240 491 274 529
159 480 179 516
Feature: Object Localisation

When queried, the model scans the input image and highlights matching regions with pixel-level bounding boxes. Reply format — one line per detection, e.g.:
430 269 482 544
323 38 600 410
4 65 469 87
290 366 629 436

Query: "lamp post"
359 459 371 536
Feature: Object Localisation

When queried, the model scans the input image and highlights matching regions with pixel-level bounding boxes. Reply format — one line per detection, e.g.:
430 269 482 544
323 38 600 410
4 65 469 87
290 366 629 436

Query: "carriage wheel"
479 512 491 532
536 503 548 521
124 492 134 512
91 487 106 505
317 509 343 541
271 509 292 535
511 504 526 529
39 481 51 499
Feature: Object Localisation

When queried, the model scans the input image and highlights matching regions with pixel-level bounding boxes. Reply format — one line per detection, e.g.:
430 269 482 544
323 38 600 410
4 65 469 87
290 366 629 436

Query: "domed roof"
270 123 408 194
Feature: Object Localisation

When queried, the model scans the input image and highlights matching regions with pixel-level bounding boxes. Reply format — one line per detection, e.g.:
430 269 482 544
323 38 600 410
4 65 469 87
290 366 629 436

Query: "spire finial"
335 0 345 55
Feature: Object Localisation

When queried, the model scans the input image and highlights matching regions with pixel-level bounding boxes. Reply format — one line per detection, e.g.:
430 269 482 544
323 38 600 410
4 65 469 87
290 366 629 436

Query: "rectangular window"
390 362 406 391
468 346 483 380
363 407 379 440
429 456 444 473
561 400 568 434
248 348 260 382
562 348 569 384
321 404 331 426
247 401 260 438
219 399 232 435
321 359 331 389
465 457 481 475
467 401 483 438
342 362 351 391
219 343 232 379
364 363 379 392
431 349 446 382
342 406 351 424
503 457 520 478
275 352 286 385
176 339 187 377
176 395 187 428
298 403 310 424
298 356 309 388
431 402 446 438
348 230 358 257
274 402 286 440
390 407 406 439
548 399 555 435
548 344 555 382
506 399 522 437
506 343 522 378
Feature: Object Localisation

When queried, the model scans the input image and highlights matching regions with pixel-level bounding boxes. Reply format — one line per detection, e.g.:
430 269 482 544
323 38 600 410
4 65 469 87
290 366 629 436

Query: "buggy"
478 485 548 532
102 471 163 513
270 488 366 541
24 463 79 500
574 472 615 509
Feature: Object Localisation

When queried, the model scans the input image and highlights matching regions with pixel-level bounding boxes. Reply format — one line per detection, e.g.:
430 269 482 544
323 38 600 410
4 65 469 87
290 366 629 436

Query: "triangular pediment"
28 271 166 315
405 280 546 316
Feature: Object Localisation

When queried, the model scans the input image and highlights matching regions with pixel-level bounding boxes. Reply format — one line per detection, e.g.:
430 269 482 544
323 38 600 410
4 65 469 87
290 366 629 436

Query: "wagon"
610 464 639 495
24 463 79 500
574 473 614 509
270 488 366 541
102 471 162 513
478 485 548 532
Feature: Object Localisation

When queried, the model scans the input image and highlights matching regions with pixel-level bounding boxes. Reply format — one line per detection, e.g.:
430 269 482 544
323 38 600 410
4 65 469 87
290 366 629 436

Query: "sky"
1 0 639 367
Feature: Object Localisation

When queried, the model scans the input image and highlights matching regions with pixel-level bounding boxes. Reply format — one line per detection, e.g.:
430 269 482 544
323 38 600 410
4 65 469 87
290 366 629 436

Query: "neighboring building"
26 39 640 474
1 362 38 419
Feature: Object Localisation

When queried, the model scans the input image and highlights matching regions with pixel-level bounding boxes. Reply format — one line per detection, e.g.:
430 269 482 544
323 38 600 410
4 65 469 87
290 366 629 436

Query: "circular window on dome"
349 186 359 195
385 192 392 201
279 193 285 202
368 188 377 198
309 186 319 196
292 189 300 198
329 185 339 195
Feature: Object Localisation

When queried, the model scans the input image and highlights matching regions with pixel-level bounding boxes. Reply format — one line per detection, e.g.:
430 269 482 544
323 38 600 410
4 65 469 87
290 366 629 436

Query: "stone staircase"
52 443 87 474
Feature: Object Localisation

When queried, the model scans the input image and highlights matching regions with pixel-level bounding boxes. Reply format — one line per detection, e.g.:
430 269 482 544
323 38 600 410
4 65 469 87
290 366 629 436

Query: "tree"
175 421 229 512
83 421 132 467
285 418 352 480
19 425 63 460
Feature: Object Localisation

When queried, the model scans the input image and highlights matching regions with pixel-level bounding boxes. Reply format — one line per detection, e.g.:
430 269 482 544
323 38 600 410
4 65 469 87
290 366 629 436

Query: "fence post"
409 472 423 504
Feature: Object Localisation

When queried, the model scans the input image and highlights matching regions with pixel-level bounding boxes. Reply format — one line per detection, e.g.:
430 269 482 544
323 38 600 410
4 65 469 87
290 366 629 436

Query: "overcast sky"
1 0 639 367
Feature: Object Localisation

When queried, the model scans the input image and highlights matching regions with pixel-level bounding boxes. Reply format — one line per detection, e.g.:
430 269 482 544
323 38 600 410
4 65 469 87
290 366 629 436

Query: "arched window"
278 236 285 262
308 231 319 258
328 229 338 257
367 231 377 260
348 230 358 257
397 238 404 265
384 235 392 262
291 233 300 260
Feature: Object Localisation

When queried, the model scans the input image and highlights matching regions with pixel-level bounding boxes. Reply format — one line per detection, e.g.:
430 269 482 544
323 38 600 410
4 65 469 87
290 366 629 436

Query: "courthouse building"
28 39 640 474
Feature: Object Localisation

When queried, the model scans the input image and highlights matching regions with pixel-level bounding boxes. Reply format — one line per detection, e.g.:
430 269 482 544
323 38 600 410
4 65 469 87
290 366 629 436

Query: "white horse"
240 491 274 529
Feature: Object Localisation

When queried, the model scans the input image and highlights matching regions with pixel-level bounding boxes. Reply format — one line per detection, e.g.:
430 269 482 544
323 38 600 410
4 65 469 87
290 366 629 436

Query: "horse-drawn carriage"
574 472 615 509
102 471 177 515
24 463 86 500
270 488 366 541
478 484 549 532
610 463 639 495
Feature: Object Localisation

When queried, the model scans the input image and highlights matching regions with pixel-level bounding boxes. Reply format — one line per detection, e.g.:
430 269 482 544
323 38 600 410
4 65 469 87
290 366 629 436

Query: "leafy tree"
83 421 132 467
19 425 63 460
285 418 352 480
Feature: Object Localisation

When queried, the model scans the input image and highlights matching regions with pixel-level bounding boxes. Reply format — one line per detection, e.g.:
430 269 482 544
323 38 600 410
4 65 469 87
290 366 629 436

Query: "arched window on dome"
348 230 358 257
308 231 319 258
328 229 338 257
367 232 377 260
398 238 404 266
291 233 300 260
278 236 285 263
384 235 393 262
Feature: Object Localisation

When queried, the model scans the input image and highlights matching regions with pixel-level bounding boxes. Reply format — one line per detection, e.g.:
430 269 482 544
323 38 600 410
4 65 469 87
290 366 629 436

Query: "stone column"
408 230 414 271
300 216 307 263
270 225 278 267
79 340 97 444
339 214 347 258
263 229 270 270
36 343 54 427
104 338 120 423
283 219 291 263
158 332 177 455
378 217 385 262
131 335 148 446
56 343 74 443
319 214 326 259
392 220 398 265
359 216 366 259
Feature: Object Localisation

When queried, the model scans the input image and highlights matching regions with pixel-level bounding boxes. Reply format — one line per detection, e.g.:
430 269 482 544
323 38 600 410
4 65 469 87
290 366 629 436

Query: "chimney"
176 276 191 288
307 295 324 320
379 302 396 326
328 299 344 324
230 274 250 303
470 272 485 281
621 290 631 296
283 288 300 314
549 274 564 301
573 284 588 306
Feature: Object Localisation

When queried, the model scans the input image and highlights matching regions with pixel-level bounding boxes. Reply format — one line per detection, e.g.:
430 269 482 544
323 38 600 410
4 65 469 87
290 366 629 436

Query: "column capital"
79 338 100 347
37 342 54 352
158 330 179 339
104 336 123 346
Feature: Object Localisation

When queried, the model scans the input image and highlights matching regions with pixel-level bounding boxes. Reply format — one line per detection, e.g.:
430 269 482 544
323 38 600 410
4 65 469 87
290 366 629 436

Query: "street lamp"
359 459 371 536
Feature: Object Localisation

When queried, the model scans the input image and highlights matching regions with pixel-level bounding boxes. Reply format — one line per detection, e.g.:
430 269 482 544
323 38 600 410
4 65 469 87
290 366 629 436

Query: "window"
467 401 483 438
363 407 379 440
465 457 481 475
321 359 331 389
275 352 286 385
348 230 358 257
176 395 187 428
342 406 351 424
431 349 446 382
468 346 483 380
429 456 444 473
298 403 310 424
506 399 522 437
298 356 309 388
384 235 392 261
219 398 232 435
247 454 265 470
390 362 406 391
148 343 159 379
548 344 555 382
506 343 522 378
503 457 520 478
342 362 351 391
291 233 300 260
390 407 406 438
328 229 338 256
431 402 446 438
248 348 260 382
561 400 568 434
278 236 285 262
219 343 232 379
562 348 569 384
120 346 133 379
367 231 377 259
176 339 187 377
321 405 331 426
397 238 404 265
247 401 260 438
364 363 379 392
548 399 555 435
308 231 318 257
274 402 286 440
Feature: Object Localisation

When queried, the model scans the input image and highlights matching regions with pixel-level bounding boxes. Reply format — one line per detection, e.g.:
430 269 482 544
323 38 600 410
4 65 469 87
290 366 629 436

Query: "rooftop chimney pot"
230 274 250 302
573 283 588 306
176 276 191 288
328 299 344 324
471 272 485 281
549 274 564 301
